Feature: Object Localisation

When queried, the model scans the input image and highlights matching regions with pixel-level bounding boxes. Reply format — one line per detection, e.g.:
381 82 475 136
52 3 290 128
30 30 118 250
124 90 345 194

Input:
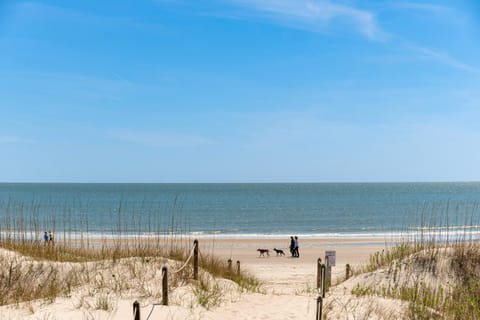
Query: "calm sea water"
0 183 480 239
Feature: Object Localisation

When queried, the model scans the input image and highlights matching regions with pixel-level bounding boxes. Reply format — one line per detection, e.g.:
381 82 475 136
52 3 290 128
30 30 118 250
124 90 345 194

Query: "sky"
0 0 479 183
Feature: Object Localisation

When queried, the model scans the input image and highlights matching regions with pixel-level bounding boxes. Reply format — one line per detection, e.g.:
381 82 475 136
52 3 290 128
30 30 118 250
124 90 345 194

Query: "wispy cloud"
0 135 35 144
389 1 452 14
111 130 215 148
387 1 469 26
409 44 480 73
226 0 382 39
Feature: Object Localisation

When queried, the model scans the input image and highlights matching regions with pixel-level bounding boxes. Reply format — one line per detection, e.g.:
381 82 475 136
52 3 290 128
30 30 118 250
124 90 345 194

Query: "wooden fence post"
321 264 326 298
133 300 140 320
325 256 331 292
316 296 323 320
346 263 350 280
162 266 168 306
316 258 322 289
236 260 241 275
194 239 199 280
228 259 232 273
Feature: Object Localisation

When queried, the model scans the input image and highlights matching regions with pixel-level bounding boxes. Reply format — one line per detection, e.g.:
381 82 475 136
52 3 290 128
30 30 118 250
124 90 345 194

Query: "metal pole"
194 239 199 280
316 258 322 289
133 300 140 320
162 266 168 306
236 260 241 275
316 296 323 320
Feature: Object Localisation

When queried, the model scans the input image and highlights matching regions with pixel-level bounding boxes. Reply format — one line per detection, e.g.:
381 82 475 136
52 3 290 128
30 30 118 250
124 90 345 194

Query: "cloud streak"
409 44 480 74
226 0 381 39
389 1 452 14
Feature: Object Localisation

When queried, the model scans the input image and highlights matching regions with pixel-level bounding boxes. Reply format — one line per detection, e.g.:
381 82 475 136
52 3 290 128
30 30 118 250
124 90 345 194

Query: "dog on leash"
273 248 285 256
257 249 270 257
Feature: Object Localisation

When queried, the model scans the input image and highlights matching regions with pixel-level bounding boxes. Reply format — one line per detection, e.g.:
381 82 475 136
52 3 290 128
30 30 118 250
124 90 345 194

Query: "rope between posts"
145 304 160 320
169 245 196 274
137 303 161 320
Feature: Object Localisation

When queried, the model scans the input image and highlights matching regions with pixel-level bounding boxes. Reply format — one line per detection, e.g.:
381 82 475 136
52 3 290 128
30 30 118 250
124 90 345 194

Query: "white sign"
325 250 336 266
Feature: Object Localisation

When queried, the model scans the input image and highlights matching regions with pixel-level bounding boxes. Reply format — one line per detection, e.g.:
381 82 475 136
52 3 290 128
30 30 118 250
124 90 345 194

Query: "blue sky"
1 0 479 182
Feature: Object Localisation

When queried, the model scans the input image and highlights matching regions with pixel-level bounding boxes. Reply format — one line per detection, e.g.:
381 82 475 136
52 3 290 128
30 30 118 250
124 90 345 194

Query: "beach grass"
0 238 260 307
351 225 480 319
1 197 480 318
0 198 260 308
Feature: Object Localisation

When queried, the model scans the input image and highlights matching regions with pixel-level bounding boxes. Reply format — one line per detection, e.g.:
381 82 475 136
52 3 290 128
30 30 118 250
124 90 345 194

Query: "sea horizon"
2 181 480 184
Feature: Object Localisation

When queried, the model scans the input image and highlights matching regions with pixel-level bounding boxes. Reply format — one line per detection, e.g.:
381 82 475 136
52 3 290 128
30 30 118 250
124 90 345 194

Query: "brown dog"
257 249 269 257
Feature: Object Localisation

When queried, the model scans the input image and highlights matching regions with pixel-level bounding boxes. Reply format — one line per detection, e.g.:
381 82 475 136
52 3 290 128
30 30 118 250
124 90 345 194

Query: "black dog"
257 248 270 257
273 248 285 256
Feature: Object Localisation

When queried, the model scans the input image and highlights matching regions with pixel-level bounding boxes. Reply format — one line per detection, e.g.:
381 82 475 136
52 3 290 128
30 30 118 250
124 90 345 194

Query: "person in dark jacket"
43 231 49 245
289 236 295 257
293 236 299 257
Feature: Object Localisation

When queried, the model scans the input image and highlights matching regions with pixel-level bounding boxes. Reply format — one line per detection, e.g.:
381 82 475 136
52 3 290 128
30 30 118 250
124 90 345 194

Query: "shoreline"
1 231 416 241
5 228 477 242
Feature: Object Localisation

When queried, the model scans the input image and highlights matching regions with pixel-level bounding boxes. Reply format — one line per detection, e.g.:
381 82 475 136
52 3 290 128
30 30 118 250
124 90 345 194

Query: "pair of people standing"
289 236 299 258
43 231 54 245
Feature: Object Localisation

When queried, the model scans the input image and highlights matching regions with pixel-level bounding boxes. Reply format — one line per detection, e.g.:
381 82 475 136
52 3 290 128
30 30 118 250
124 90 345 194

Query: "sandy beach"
0 237 399 320
204 236 387 263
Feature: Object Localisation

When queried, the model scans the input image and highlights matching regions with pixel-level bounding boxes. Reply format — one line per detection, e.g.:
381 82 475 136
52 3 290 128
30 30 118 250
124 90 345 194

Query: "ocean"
0 183 480 240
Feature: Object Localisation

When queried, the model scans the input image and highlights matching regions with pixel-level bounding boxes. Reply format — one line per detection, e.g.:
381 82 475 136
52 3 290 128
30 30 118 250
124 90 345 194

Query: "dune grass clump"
199 253 262 292
0 254 73 305
194 274 224 309
443 243 480 319
358 243 418 274
352 241 480 319
0 237 260 308
350 203 480 319
0 196 260 308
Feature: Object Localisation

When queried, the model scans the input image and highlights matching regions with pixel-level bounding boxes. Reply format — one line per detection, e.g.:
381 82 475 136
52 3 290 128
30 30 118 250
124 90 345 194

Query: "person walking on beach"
43 231 49 245
48 231 54 245
289 236 295 257
293 236 299 258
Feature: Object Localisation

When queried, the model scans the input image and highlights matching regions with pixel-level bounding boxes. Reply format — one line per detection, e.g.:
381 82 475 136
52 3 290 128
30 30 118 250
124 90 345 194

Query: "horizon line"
1 181 479 184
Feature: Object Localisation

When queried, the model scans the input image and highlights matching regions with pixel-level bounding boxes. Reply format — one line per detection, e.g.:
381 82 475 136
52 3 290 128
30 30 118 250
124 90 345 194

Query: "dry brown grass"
0 237 260 309
352 240 480 319
0 194 263 311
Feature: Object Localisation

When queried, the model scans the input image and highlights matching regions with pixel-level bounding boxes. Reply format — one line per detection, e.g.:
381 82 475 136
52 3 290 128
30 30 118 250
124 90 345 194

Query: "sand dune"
0 237 454 320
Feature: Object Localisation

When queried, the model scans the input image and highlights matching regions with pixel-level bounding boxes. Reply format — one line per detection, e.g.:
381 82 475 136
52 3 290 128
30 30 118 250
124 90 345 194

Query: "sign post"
325 250 336 266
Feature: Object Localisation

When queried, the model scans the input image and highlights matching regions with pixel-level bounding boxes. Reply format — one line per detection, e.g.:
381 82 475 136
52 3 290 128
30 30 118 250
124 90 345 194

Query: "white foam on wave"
3 227 480 242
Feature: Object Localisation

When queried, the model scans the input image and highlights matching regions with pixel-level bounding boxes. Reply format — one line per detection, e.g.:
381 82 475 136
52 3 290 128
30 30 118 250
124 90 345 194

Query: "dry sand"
0 237 407 320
